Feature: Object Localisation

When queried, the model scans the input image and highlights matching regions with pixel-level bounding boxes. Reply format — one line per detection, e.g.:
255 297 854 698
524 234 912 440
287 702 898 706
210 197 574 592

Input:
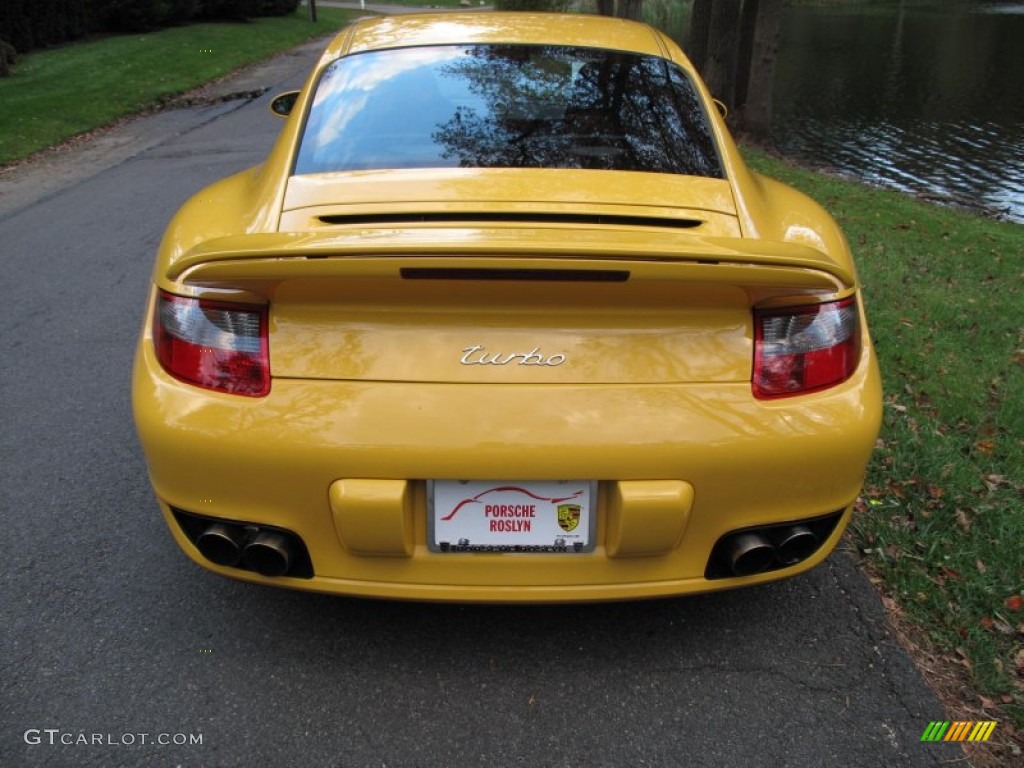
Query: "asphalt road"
1 32 966 768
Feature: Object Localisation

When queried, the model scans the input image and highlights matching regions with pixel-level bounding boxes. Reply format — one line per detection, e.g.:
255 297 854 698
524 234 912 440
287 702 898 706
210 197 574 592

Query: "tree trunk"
618 0 643 21
703 0 742 108
0 39 13 77
739 0 782 141
687 0 712 73
734 0 760 111
596 0 614 16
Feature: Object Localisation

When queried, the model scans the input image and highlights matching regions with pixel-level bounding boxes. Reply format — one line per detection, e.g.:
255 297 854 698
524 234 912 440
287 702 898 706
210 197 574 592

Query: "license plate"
429 480 596 553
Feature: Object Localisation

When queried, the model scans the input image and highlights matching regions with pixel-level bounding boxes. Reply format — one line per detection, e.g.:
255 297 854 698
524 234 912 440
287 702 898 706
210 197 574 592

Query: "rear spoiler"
162 228 855 293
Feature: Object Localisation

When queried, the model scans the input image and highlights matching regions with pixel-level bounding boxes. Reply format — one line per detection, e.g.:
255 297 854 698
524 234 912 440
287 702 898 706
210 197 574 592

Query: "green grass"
745 149 1024 728
0 7 361 165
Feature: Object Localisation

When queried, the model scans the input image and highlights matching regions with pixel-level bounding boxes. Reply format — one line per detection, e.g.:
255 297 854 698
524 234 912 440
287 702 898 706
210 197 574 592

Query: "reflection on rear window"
295 44 723 178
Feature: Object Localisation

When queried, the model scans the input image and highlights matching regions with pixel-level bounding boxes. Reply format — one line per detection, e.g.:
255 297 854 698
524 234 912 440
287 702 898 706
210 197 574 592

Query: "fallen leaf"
980 695 997 710
983 474 1008 492
980 616 994 630
974 439 994 455
993 617 1014 635
955 647 973 670
976 558 987 574
956 508 971 532
1006 595 1023 613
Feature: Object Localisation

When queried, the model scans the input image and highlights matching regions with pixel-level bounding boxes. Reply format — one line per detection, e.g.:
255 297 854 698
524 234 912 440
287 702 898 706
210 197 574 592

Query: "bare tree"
618 0 643 20
591 1 642 21
702 0 742 106
734 0 761 109
738 0 782 140
688 0 712 73
0 38 14 77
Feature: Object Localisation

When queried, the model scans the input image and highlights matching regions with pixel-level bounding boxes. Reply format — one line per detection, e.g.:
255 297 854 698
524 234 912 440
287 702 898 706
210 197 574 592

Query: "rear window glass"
294 44 723 178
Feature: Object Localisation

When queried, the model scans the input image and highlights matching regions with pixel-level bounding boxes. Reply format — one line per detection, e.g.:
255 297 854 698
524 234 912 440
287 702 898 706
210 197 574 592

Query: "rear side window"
294 44 723 178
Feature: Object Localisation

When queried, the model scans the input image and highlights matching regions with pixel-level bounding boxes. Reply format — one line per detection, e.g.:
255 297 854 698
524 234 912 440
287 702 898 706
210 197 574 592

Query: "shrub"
256 0 301 15
1 0 88 51
0 0 301 55
200 0 259 20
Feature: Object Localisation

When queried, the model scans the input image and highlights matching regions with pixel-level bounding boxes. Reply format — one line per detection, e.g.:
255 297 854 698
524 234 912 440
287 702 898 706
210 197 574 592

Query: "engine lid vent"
316 212 703 230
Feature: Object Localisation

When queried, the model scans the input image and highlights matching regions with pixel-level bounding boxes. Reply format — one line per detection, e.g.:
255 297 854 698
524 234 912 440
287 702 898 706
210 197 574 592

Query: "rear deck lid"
280 169 741 236
169 228 851 386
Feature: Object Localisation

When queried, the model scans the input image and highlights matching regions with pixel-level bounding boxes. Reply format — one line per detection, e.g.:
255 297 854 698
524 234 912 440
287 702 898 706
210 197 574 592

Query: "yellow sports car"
133 12 882 602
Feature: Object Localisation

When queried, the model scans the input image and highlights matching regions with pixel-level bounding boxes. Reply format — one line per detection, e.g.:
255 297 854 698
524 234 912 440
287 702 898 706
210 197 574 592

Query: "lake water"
770 0 1024 222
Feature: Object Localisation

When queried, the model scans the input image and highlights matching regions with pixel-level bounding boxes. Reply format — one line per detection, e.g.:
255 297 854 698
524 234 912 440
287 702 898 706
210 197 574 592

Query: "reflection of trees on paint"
431 45 723 178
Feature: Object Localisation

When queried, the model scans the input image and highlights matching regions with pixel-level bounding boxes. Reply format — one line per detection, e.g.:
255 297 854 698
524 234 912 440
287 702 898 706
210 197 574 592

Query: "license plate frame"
428 480 596 554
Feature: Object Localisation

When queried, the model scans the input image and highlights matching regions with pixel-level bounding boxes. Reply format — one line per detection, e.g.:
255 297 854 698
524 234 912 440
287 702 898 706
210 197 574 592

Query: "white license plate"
429 480 596 553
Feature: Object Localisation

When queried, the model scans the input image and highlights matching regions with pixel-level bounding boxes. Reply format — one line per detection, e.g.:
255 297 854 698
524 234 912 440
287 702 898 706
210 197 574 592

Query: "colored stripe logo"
920 721 997 742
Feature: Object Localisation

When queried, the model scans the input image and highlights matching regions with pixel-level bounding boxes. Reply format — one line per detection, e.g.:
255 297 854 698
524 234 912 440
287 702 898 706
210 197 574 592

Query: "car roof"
324 11 672 60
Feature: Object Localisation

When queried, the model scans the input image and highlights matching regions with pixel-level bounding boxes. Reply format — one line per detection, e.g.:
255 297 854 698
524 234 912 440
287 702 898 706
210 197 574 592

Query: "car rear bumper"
133 339 882 602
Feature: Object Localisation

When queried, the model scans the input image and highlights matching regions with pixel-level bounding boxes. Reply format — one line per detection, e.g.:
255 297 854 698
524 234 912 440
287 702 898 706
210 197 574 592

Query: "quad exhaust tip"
772 525 818 565
196 523 243 567
727 532 776 577
707 512 843 580
724 525 819 577
171 508 314 579
242 531 293 578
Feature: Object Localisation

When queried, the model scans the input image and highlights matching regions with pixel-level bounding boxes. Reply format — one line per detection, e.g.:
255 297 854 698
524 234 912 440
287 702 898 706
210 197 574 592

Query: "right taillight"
154 290 270 397
753 297 861 399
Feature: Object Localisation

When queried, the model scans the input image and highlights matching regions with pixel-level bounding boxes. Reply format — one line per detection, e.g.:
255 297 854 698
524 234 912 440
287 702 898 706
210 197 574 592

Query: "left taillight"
753 297 861 399
154 290 270 397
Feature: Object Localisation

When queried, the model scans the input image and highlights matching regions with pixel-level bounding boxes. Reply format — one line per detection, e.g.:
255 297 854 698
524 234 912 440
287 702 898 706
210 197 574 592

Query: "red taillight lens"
154 291 269 397
753 297 861 399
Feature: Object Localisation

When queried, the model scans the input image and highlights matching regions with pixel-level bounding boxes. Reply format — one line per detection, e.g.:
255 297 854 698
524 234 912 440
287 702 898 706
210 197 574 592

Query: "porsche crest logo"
557 504 581 533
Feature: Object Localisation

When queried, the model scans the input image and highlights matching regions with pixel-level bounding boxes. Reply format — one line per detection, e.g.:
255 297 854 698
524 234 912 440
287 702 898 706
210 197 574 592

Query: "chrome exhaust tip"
242 531 293 577
772 525 819 565
727 532 776 577
195 523 243 567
